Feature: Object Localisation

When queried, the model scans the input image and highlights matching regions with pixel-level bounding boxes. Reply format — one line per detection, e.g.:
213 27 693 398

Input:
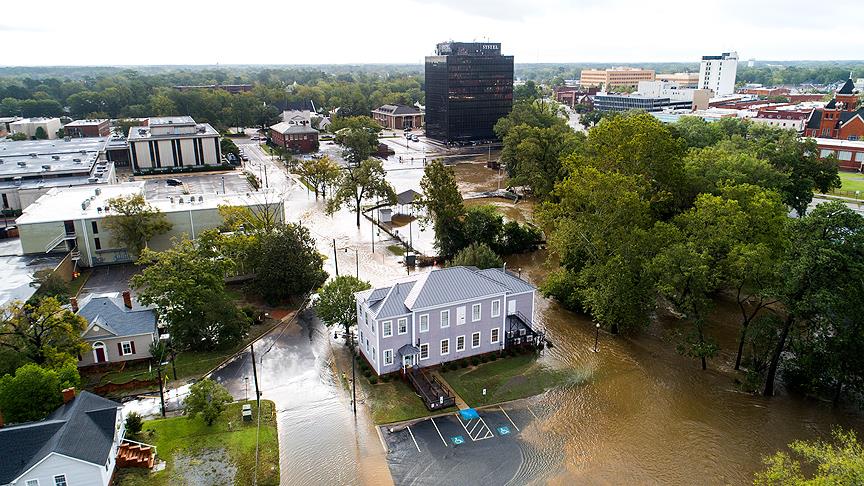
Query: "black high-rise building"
424 42 514 144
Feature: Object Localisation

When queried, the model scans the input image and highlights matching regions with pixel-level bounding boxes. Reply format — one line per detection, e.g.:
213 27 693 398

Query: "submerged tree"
315 275 372 340
326 158 396 228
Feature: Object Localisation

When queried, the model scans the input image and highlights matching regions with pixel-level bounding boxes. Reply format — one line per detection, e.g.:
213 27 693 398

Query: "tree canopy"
103 194 172 257
326 158 396 228
315 276 372 338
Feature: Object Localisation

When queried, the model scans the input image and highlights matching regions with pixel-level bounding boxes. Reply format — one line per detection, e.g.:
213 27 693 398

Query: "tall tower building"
424 42 514 144
698 51 738 96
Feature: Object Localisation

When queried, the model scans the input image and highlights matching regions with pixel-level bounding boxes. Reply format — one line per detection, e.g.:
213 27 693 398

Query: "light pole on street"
593 323 601 353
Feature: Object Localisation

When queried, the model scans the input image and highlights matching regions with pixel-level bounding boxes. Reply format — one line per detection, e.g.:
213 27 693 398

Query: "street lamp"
593 323 601 353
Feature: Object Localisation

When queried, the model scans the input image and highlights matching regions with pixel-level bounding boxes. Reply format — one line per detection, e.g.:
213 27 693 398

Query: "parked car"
411 135 419 142
405 133 412 139
241 154 249 161
166 178 183 186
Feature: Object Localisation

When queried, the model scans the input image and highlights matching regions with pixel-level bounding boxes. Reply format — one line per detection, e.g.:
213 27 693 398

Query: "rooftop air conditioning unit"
41 164 51 170
80 150 87 154
87 177 98 183
17 161 26 167
29 153 37 158
169 196 174 204
178 197 184 204
73 158 81 163
52 155 60 160
95 188 101 196
198 196 203 202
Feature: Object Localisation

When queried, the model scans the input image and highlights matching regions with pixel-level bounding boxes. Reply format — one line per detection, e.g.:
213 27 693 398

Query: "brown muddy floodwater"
497 237 864 485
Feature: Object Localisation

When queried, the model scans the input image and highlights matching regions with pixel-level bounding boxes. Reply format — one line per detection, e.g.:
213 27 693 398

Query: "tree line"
488 100 864 404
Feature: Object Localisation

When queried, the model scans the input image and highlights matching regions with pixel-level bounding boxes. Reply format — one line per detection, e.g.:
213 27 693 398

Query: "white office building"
127 116 221 173
699 52 738 96
10 117 62 140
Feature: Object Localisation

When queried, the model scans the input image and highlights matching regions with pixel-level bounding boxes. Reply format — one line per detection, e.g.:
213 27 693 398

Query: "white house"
0 390 126 486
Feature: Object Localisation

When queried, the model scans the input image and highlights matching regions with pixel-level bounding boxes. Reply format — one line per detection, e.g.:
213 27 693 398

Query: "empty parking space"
382 405 528 485
142 172 251 199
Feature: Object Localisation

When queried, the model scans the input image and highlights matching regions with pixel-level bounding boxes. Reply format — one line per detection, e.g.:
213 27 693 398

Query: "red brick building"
814 138 864 171
269 122 319 153
64 119 110 138
739 87 790 97
371 105 423 130
553 86 597 108
804 78 864 140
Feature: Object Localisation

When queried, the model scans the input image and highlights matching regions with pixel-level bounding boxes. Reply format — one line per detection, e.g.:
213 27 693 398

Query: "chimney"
62 387 76 404
70 297 79 313
122 290 132 309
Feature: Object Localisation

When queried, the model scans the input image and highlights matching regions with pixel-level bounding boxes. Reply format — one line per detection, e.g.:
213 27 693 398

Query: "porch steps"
117 443 154 469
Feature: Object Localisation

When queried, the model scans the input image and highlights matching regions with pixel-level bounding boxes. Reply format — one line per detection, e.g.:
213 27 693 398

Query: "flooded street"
190 146 863 485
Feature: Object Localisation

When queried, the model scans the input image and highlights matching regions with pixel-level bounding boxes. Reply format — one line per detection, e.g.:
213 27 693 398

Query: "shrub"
489 354 498 361
369 376 378 384
125 411 143 438
471 357 480 366
381 375 391 383
460 359 469 368
363 370 372 378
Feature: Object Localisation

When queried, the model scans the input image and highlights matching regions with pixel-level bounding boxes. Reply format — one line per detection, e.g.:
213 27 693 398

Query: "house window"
54 476 68 486
457 335 465 351
472 303 481 321
382 320 392 337
371 346 376 362
491 328 500 344
419 314 429 332
457 306 466 325
94 237 102 250
440 339 450 356
384 349 393 365
121 341 133 356
26 480 39 486
472 332 481 349
440 310 449 328
491 300 500 318
365 338 369 352
91 221 99 234
419 343 429 360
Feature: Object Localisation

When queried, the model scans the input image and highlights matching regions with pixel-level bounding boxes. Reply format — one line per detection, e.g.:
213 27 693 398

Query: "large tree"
449 243 503 270
326 158 396 228
132 238 249 351
763 201 864 397
296 155 341 199
755 428 864 485
246 223 327 304
103 194 172 257
499 123 582 200
417 160 466 258
332 116 380 165
0 298 88 365
315 275 371 339
0 362 79 423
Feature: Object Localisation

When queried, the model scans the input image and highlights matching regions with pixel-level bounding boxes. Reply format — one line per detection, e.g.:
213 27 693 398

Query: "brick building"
269 122 319 153
553 86 597 108
580 67 655 89
371 104 424 130
804 78 864 140
752 109 810 132
814 138 864 171
64 119 111 138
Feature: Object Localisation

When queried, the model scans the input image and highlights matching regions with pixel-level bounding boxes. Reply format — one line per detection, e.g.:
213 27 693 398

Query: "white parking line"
527 406 540 420
500 406 520 432
475 416 494 440
458 414 475 441
406 426 421 453
431 418 448 447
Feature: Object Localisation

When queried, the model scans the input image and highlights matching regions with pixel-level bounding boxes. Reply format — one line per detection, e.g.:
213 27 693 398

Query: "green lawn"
363 377 456 424
386 244 405 256
115 400 279 486
839 171 864 193
441 353 580 407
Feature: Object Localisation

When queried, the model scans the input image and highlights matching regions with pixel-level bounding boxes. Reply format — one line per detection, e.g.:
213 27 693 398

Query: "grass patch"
364 377 456 424
441 353 574 407
386 244 405 256
840 171 864 192
114 400 279 486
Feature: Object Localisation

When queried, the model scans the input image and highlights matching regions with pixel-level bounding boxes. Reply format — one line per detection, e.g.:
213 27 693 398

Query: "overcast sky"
2 0 863 66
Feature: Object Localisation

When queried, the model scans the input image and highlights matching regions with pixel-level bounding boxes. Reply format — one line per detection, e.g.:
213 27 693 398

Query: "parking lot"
382 401 543 485
142 172 252 199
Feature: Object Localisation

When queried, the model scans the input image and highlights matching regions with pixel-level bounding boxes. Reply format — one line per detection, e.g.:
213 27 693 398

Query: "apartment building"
355 266 541 377
579 68 655 89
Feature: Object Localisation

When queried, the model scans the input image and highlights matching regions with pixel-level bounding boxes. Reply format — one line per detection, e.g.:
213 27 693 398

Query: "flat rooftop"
0 138 108 179
65 119 108 127
16 182 277 225
127 123 218 141
149 116 196 126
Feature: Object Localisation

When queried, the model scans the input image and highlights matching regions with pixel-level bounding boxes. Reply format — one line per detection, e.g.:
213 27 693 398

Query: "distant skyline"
3 0 864 66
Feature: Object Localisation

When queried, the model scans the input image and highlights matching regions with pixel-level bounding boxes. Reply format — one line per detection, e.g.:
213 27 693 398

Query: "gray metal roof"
0 391 119 484
376 281 415 318
78 295 157 338
477 268 536 293
409 267 509 309
396 189 422 206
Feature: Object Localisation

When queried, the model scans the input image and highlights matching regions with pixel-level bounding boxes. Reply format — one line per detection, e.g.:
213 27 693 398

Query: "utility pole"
352 333 357 416
371 217 375 253
250 343 261 405
354 248 359 278
332 239 339 276
264 165 269 188
157 365 166 417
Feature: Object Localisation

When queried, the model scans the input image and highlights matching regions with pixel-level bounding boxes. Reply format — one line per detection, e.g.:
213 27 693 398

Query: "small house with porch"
75 291 158 367
354 266 543 409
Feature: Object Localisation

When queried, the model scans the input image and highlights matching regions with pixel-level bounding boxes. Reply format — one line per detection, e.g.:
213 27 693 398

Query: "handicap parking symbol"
451 435 465 445
497 426 511 436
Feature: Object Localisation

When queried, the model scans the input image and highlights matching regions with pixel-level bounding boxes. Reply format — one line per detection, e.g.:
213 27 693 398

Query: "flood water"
220 149 862 485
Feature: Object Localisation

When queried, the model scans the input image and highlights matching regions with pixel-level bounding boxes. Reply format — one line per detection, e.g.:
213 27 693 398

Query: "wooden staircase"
117 442 155 469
